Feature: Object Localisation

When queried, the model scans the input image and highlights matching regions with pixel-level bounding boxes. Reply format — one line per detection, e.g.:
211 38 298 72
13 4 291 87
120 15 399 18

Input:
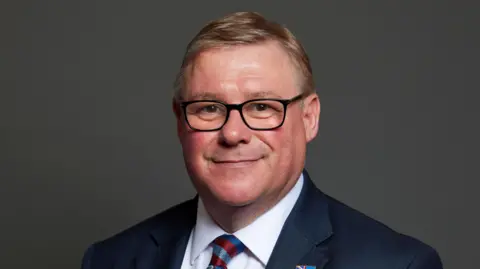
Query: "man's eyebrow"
245 91 283 99
185 90 283 101
188 92 223 100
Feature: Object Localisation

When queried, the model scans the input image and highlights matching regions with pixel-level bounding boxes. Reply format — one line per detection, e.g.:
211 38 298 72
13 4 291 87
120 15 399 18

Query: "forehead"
184 42 298 100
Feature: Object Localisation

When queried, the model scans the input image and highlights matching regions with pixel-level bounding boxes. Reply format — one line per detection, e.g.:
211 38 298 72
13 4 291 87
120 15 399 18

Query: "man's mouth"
211 157 262 166
213 159 258 163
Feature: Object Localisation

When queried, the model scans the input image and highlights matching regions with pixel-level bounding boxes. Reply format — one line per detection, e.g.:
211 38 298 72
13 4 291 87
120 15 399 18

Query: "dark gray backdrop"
1 1 477 269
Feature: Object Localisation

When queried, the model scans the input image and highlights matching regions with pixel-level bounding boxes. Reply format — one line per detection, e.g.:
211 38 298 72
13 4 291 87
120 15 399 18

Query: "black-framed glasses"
180 92 307 131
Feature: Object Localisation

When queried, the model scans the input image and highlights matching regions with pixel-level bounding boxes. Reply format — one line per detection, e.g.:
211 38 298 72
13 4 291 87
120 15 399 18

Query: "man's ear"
172 98 181 119
172 98 183 137
302 92 321 143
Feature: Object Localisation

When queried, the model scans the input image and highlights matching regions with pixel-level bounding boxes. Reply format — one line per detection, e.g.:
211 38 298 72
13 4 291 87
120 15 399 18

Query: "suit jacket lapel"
266 170 333 269
148 231 191 269
138 196 198 269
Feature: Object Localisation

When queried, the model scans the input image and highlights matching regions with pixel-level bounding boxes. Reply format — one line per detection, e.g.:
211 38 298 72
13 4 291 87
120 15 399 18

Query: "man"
81 11 443 269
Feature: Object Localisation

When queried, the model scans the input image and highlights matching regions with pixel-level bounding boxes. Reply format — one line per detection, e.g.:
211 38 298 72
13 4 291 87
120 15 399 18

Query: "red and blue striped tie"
207 234 246 269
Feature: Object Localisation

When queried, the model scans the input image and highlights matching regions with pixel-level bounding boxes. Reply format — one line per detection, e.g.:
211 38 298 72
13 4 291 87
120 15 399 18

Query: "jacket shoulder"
324 194 442 268
81 198 197 268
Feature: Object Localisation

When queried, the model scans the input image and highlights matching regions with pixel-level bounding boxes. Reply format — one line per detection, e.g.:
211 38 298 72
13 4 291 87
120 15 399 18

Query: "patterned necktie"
207 234 246 269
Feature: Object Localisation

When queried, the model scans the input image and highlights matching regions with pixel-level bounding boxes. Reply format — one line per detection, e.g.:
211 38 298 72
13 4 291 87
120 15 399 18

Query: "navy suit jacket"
81 170 443 269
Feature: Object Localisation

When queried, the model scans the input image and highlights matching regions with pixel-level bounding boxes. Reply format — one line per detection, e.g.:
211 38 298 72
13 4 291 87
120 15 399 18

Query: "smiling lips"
213 159 260 163
211 157 262 166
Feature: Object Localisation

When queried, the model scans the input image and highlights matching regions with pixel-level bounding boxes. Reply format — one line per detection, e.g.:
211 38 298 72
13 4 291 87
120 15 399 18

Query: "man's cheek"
264 131 287 148
186 134 213 152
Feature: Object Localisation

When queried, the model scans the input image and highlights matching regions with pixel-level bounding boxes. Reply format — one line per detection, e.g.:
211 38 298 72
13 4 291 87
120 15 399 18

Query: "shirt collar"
190 173 304 265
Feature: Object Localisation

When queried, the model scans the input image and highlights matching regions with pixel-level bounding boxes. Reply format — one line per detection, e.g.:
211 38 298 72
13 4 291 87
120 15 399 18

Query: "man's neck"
201 176 299 233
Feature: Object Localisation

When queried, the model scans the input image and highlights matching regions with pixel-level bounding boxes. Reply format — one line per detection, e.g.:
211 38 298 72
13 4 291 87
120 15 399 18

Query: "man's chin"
218 197 255 207
211 189 259 208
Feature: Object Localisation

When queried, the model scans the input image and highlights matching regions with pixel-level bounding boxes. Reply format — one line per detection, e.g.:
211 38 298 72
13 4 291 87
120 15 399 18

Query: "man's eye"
253 103 270 111
199 105 219 113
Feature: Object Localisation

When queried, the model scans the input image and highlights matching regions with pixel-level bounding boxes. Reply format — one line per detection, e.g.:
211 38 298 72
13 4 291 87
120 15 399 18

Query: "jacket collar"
265 169 333 269
144 197 198 269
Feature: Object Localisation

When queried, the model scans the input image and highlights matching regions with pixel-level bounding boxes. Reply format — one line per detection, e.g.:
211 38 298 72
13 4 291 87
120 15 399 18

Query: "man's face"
174 41 320 208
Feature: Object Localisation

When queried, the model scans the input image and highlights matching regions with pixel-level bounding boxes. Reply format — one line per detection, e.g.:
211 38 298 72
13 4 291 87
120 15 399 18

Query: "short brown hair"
173 11 315 99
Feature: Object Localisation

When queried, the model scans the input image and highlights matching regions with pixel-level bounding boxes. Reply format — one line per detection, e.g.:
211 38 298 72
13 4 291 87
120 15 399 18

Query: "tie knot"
208 234 246 269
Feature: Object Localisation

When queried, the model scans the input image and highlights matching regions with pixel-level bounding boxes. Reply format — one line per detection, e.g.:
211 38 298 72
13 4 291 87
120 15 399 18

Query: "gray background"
1 1 477 269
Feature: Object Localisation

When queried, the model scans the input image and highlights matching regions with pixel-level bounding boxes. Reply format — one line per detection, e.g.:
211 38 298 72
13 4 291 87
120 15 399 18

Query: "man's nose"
219 110 252 146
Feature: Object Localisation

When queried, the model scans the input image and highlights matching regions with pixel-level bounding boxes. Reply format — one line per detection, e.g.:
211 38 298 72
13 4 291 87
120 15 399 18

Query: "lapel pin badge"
296 266 316 269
